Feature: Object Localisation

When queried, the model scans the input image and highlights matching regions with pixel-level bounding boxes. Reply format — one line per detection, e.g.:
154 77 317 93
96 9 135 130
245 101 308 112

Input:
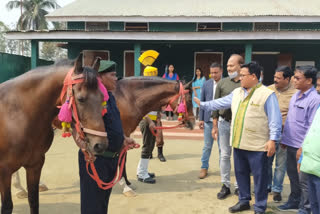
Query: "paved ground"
10 126 295 214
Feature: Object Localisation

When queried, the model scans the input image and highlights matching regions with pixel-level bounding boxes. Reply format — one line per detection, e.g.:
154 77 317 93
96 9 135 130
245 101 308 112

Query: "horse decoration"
58 69 109 140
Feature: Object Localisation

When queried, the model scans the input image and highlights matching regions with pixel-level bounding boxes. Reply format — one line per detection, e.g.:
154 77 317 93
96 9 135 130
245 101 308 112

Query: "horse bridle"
167 81 191 122
59 68 108 161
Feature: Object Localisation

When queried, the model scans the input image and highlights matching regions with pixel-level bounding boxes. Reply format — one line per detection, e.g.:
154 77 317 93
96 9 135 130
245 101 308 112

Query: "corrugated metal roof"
47 0 320 18
6 30 320 41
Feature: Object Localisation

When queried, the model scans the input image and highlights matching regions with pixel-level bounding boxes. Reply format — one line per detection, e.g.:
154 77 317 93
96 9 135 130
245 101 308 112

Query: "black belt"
219 116 231 123
100 151 119 158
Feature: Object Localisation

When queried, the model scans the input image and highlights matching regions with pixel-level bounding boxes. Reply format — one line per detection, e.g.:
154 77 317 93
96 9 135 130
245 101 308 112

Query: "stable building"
5 0 320 84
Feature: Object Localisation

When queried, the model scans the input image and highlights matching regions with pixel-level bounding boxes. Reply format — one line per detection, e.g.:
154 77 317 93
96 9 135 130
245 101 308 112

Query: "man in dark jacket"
78 60 135 214
198 62 222 179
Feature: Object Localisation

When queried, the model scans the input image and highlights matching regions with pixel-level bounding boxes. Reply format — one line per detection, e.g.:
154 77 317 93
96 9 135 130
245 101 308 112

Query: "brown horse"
0 54 108 214
114 76 196 188
116 76 195 136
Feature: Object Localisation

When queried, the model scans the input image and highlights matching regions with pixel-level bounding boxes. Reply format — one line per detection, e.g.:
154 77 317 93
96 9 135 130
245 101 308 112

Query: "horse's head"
168 81 195 130
70 54 108 156
182 81 196 130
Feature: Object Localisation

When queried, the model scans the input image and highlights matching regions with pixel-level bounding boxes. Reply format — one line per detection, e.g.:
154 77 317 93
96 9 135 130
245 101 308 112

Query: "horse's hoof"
123 190 137 197
128 183 137 190
16 190 28 199
39 184 49 192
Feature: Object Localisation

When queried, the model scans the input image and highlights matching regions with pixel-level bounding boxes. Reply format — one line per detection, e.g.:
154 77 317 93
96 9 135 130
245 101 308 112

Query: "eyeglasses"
239 74 252 78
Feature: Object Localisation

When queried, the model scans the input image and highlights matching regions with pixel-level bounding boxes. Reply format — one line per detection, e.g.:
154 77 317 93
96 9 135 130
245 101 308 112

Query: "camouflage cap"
98 60 117 73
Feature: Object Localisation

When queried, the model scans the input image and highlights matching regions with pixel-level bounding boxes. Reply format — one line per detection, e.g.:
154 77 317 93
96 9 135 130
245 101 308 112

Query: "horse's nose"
94 143 107 154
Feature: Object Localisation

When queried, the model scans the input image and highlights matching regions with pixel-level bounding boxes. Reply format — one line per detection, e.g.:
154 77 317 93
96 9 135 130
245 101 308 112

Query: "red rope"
84 143 140 190
150 123 184 137
150 82 189 137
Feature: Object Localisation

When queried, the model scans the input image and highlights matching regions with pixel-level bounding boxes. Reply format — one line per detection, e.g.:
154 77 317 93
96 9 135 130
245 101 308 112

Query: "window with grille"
125 22 148 31
197 23 221 32
254 22 279 31
85 22 109 31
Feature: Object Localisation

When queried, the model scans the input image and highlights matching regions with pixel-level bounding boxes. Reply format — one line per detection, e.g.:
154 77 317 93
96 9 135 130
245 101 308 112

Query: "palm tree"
6 0 60 30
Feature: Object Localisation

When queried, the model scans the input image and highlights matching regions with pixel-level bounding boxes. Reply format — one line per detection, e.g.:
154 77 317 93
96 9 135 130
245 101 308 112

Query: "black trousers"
165 111 173 117
140 119 156 159
286 146 301 204
79 150 118 214
234 148 268 212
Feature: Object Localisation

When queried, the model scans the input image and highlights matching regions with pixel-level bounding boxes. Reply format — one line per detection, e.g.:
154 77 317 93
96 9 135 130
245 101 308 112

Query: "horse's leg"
0 167 13 214
122 156 131 186
12 171 28 199
120 175 137 197
118 156 137 197
25 156 45 214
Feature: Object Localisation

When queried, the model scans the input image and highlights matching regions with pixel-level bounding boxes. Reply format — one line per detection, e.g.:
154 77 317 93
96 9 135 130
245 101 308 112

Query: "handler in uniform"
78 60 135 214
136 65 160 184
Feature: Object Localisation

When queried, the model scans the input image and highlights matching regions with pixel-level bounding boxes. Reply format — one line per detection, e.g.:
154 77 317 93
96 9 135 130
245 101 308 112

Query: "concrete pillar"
134 43 141 76
245 43 253 63
31 40 39 69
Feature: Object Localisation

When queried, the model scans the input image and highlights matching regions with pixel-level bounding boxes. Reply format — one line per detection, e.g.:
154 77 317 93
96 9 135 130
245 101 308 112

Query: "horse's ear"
74 53 83 74
92 57 101 72
184 80 193 91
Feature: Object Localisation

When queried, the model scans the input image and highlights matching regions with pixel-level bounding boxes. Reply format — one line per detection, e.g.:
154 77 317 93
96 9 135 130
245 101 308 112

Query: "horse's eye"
77 97 85 103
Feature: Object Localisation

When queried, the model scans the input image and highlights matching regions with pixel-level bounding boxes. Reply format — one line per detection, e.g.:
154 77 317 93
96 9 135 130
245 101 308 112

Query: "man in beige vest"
267 66 296 203
194 62 282 214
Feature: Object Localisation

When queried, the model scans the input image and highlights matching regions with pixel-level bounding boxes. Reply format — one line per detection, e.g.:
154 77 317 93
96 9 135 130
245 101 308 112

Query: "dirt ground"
10 130 295 214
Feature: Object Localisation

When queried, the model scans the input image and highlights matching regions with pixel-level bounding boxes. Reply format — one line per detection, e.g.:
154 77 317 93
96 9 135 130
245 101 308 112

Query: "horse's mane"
54 58 74 66
0 59 98 92
122 76 172 82
118 76 178 89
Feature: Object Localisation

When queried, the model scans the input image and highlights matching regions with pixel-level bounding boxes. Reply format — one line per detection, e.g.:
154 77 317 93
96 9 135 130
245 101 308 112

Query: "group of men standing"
77 56 320 214
194 54 320 214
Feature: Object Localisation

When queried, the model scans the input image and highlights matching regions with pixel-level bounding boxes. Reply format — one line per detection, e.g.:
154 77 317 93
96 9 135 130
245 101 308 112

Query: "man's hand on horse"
265 140 276 157
193 97 200 106
123 136 137 149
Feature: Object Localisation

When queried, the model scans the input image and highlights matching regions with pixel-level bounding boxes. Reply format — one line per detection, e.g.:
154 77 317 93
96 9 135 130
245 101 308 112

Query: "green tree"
0 21 9 52
0 22 20 54
40 42 56 60
40 42 67 61
6 0 60 30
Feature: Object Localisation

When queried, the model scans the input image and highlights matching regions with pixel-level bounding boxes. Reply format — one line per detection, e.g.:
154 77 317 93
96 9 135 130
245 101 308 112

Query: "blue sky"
0 0 75 28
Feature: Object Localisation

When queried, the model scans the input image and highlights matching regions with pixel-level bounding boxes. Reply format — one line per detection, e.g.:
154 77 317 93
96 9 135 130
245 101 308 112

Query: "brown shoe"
199 168 208 179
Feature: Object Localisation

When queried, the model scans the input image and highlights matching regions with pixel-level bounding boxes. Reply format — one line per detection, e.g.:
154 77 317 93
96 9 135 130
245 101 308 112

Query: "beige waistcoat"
231 85 274 151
